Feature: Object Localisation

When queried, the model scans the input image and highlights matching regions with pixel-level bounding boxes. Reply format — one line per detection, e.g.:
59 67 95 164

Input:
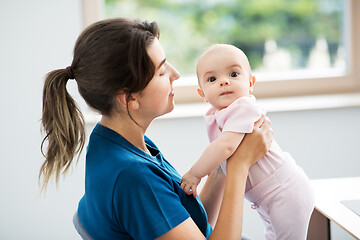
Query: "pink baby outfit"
204 95 314 240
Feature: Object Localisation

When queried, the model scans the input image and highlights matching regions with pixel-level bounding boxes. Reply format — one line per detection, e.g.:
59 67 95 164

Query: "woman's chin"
164 102 175 115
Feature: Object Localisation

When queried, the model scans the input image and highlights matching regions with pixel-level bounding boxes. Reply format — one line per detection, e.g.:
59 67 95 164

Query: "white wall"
1 1 359 239
0 1 85 239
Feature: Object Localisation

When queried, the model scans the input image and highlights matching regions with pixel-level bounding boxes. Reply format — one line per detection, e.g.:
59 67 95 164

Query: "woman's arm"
156 115 273 240
199 166 226 227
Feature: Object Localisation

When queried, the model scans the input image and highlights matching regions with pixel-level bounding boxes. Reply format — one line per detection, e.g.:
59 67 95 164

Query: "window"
82 0 360 103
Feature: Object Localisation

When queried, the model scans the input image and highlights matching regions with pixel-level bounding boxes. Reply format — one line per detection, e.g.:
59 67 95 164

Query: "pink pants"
246 161 315 240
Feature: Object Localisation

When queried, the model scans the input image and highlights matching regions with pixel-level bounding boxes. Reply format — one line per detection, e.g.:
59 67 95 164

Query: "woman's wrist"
226 161 249 189
226 149 252 175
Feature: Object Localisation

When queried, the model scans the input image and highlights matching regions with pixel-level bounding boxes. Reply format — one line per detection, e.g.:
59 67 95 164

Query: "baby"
181 44 315 240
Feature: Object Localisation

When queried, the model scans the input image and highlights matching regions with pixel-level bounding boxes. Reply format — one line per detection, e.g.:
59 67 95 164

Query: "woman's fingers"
261 116 272 130
244 115 273 161
261 117 273 149
253 115 266 128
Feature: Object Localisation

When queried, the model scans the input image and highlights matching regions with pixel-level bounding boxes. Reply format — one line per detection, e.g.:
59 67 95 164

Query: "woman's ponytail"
39 18 161 191
39 68 85 191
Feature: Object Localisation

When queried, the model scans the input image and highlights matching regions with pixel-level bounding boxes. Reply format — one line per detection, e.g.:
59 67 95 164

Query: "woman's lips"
169 90 174 96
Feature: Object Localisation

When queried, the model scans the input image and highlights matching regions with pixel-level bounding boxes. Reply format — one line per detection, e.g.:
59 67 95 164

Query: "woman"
40 18 273 239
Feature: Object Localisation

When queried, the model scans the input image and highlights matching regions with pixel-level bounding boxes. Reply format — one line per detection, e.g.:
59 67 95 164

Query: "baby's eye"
230 72 239 77
207 76 216 82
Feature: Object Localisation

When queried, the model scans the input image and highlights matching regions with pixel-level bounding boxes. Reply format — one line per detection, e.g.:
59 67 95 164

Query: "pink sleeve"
215 96 265 134
204 107 219 142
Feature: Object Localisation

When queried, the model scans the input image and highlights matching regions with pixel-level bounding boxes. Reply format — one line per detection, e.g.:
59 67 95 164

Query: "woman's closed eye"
230 71 239 77
159 66 167 76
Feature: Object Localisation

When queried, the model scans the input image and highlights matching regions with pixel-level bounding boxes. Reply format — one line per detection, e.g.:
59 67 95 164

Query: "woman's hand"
227 115 273 171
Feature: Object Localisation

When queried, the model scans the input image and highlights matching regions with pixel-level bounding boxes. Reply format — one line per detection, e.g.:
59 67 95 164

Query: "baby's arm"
181 131 245 197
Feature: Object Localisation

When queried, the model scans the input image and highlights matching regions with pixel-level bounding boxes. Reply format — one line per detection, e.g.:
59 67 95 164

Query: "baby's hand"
181 171 201 198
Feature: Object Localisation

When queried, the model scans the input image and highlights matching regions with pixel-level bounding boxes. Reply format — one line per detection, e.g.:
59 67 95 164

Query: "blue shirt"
78 123 212 239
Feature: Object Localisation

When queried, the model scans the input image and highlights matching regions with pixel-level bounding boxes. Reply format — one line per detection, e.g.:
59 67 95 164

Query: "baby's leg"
255 206 276 240
262 168 315 240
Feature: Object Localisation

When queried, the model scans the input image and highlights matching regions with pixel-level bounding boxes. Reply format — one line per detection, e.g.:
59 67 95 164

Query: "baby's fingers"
192 186 197 198
181 183 192 195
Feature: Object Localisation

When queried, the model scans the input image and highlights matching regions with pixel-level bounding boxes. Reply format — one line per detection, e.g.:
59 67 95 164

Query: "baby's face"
197 44 252 110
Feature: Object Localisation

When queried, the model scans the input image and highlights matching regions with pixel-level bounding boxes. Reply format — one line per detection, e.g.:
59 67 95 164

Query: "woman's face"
135 38 180 120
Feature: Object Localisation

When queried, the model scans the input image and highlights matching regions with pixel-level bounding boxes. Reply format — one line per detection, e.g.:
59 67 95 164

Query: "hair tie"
66 66 75 79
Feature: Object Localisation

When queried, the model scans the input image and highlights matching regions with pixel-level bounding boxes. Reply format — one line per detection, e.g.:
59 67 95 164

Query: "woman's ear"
115 92 140 110
128 99 140 110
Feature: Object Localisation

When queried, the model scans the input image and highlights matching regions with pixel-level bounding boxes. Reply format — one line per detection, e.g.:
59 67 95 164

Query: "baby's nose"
220 81 229 86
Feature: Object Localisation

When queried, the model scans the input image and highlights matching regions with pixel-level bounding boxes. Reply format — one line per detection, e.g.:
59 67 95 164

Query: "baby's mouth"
220 91 232 96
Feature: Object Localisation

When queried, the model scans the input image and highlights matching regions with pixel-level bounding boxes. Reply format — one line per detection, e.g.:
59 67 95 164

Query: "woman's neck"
100 114 150 154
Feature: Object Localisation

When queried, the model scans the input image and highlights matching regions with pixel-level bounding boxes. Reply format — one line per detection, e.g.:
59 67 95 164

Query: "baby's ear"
197 88 205 98
250 75 256 87
249 76 256 93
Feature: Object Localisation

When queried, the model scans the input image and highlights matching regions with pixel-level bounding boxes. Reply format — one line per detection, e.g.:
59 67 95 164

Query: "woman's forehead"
146 38 166 68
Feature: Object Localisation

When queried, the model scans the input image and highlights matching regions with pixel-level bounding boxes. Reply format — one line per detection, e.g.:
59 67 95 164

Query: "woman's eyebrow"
157 58 167 70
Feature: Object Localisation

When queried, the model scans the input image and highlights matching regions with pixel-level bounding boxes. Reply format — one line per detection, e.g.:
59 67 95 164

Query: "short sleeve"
215 96 264 134
113 163 190 240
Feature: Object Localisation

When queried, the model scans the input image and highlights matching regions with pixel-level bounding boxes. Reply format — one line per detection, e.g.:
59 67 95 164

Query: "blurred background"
0 0 359 239
106 0 346 76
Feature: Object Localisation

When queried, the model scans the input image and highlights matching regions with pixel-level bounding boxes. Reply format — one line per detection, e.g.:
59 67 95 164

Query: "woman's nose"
169 63 180 81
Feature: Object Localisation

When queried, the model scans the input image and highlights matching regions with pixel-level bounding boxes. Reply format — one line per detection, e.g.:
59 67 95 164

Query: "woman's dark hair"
40 18 160 191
